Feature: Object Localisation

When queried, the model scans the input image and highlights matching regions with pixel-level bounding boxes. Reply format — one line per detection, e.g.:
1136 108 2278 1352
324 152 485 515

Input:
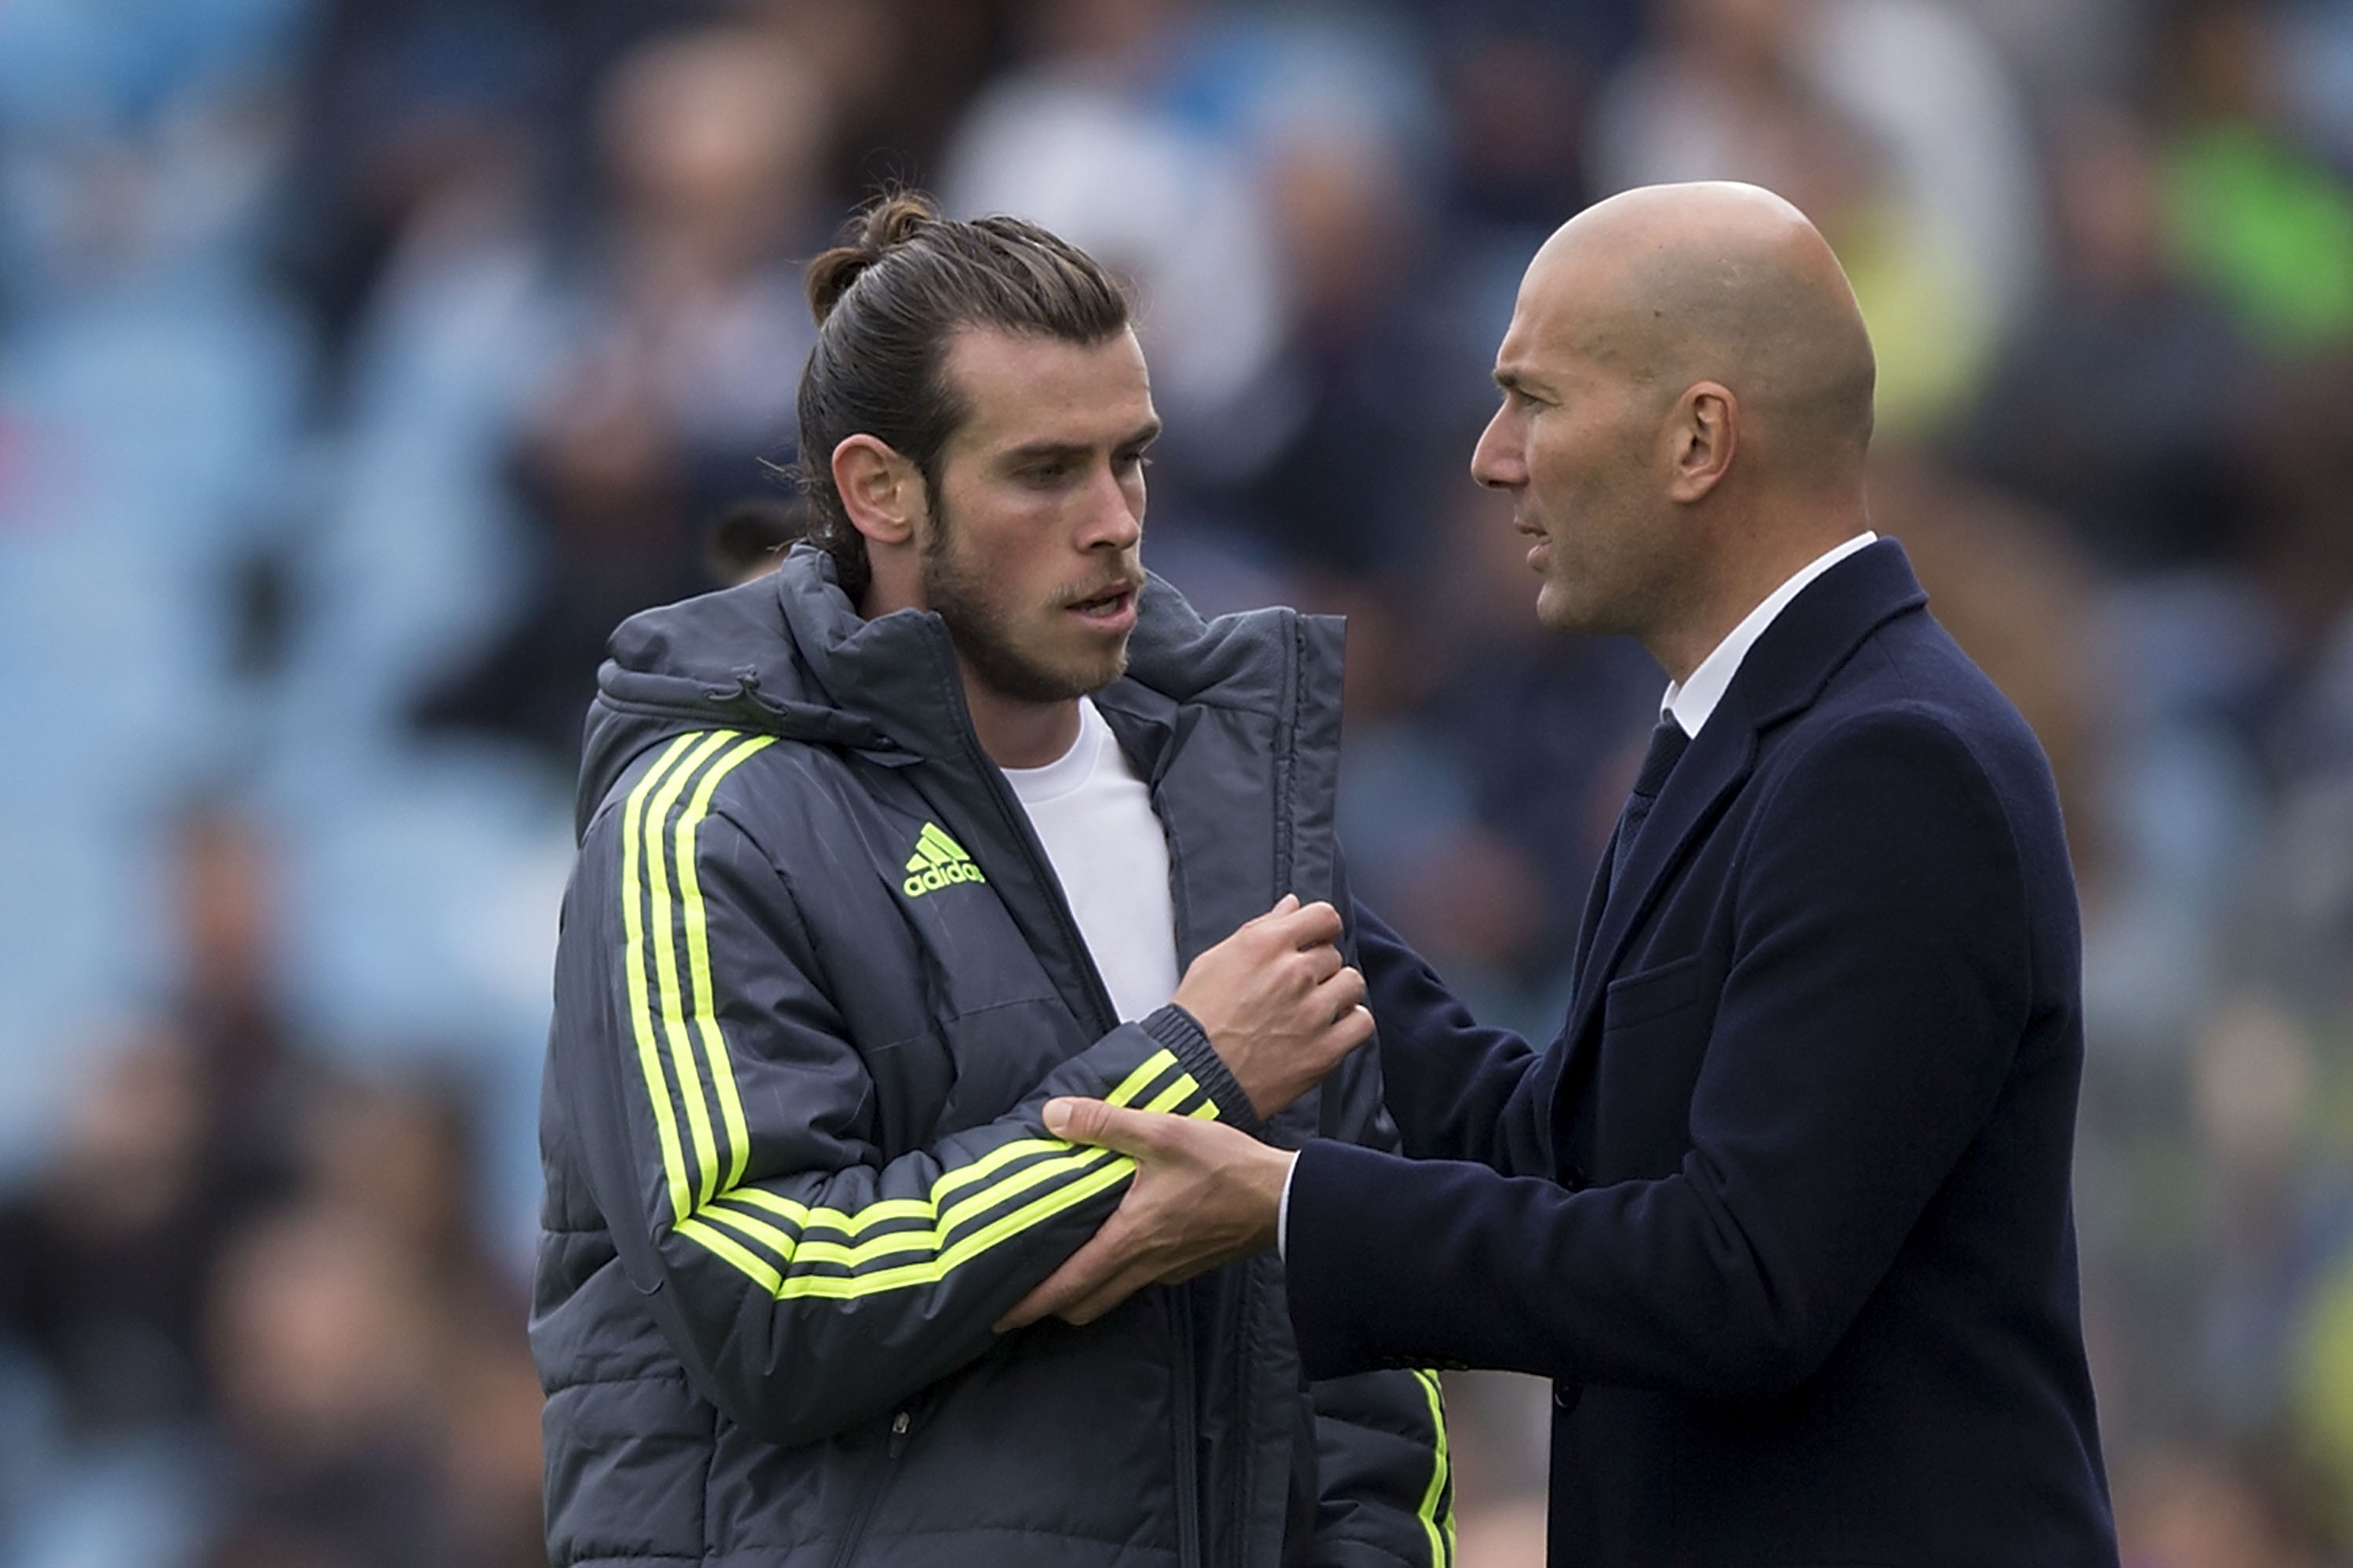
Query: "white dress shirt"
1275 531 1878 1258
1661 533 1876 737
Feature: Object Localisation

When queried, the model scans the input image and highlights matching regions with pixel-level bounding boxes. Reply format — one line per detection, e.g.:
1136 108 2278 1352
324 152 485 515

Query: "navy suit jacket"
1288 541 2117 1566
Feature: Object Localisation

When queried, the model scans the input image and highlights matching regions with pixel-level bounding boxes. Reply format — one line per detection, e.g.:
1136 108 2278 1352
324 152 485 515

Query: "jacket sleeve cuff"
1140 1003 1264 1136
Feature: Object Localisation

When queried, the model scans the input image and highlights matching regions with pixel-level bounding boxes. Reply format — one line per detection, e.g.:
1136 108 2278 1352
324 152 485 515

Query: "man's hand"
994 1097 1293 1332
1174 894 1373 1119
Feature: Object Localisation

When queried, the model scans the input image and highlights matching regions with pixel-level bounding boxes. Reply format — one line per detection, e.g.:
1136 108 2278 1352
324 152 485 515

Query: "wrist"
1141 1004 1264 1133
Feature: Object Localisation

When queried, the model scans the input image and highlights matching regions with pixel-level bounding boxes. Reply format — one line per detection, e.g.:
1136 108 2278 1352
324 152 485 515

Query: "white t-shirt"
1002 699 1180 1023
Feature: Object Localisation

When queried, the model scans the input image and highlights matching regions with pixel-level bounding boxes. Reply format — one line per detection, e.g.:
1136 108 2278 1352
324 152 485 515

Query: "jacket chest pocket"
1592 951 1720 1180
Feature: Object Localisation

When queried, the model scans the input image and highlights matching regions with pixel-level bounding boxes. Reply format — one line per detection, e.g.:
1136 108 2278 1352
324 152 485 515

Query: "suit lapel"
1547 539 1933 1115
1568 832 1617 989
1557 716 1755 1057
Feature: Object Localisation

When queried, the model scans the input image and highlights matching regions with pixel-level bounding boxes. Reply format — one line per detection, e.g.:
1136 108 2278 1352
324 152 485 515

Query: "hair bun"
806 191 943 322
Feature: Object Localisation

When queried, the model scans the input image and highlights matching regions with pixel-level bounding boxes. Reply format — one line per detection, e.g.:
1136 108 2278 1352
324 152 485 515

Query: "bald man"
1001 184 2118 1564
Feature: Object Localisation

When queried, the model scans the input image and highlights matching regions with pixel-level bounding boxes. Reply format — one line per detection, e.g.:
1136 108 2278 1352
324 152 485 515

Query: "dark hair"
789 191 1130 602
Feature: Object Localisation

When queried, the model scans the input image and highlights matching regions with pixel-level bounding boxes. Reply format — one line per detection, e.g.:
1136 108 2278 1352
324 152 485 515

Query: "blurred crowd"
4 0 2353 1563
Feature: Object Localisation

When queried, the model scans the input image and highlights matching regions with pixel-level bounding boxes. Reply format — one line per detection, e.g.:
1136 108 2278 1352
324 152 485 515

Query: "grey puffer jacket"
533 548 1453 1567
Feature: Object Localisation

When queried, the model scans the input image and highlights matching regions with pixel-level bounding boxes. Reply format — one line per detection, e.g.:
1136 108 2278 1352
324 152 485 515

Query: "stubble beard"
920 502 1133 705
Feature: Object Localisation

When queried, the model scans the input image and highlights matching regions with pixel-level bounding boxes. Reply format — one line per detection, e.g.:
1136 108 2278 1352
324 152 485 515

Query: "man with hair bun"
534 191 1450 1567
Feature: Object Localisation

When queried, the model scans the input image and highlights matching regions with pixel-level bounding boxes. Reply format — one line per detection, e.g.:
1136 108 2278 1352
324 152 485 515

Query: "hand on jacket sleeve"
547 774 1255 1448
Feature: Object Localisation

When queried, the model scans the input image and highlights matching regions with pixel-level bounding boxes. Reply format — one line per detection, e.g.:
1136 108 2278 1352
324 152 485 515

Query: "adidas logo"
902 822 987 898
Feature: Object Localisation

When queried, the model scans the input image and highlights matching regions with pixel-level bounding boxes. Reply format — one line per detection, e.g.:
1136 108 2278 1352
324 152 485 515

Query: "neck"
1647 492 1867 683
964 678 1082 769
860 569 1085 769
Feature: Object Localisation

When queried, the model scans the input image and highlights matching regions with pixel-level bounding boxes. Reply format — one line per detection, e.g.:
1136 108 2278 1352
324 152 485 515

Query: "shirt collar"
1663 532 1876 737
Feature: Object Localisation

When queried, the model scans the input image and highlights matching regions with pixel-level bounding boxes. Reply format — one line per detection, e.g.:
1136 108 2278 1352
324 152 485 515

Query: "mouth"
1065 580 1141 631
1518 521 1551 571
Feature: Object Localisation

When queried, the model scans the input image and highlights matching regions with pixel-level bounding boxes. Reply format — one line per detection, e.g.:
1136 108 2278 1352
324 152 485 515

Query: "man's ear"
1666 382 1738 504
833 435 922 546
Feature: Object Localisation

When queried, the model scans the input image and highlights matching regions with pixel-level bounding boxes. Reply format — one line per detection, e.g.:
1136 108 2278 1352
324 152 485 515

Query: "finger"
1329 1002 1376 1053
1318 963 1367 1015
995 1276 1061 1333
1278 899 1344 948
1241 893 1301 932
1058 1260 1164 1326
1304 942 1344 984
998 1246 1107 1330
995 1221 1135 1331
1305 962 1365 1023
1042 1097 1161 1159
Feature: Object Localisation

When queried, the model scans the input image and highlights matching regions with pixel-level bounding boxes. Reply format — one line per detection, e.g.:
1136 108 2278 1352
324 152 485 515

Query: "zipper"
1169 1287 1203 1568
824 1409 911 1568
1269 616 1303 900
1227 1273 1256 1563
927 617 1213 1565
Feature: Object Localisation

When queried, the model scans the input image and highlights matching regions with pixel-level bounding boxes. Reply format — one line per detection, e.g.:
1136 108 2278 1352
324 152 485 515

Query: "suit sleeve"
548 738 1256 1448
1355 901 1549 1175
1295 898 1457 1567
1287 710 2033 1397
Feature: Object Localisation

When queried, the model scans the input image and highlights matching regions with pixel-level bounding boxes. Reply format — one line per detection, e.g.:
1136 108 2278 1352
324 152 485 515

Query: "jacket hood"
577 543 1337 838
578 546 890 835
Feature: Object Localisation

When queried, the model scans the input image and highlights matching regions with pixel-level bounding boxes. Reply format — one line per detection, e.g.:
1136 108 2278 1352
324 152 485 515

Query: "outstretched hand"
994 1097 1294 1332
1174 894 1374 1119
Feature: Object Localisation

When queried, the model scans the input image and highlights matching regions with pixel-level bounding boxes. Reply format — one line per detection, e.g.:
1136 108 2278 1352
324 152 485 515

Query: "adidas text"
903 861 987 897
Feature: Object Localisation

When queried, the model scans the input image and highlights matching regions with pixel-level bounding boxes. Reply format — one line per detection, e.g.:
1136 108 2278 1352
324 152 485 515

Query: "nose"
1471 404 1523 491
1080 463 1144 551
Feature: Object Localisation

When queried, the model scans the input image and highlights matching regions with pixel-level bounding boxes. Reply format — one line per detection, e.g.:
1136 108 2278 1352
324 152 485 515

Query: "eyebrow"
1002 420 1163 464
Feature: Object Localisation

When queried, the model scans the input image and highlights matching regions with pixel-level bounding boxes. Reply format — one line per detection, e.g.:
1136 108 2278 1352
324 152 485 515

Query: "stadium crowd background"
3 0 2353 1562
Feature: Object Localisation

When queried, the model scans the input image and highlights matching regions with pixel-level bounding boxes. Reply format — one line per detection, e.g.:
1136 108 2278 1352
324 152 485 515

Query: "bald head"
1472 182 1878 674
1525 182 1875 482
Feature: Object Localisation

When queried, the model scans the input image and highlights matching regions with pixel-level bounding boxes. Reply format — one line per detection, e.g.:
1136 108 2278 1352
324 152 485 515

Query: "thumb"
1042 1097 1156 1156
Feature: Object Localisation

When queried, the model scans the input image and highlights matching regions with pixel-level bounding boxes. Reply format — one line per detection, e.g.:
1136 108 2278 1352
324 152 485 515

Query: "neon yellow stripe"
1412 1369 1453 1567
677 1215 784 1293
711 1148 1109 1268
923 1050 1182 1202
700 1143 1117 1271
675 733 777 1199
726 1186 940 1234
1140 1071 1204 1115
674 1046 1208 1294
707 1050 1191 1240
621 734 702 1224
724 1132 1087 1234
695 1199 838 1264
770 1155 1136 1300
927 1133 1061 1206
1103 1052 1182 1112
645 731 736 1209
683 1155 1133 1303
